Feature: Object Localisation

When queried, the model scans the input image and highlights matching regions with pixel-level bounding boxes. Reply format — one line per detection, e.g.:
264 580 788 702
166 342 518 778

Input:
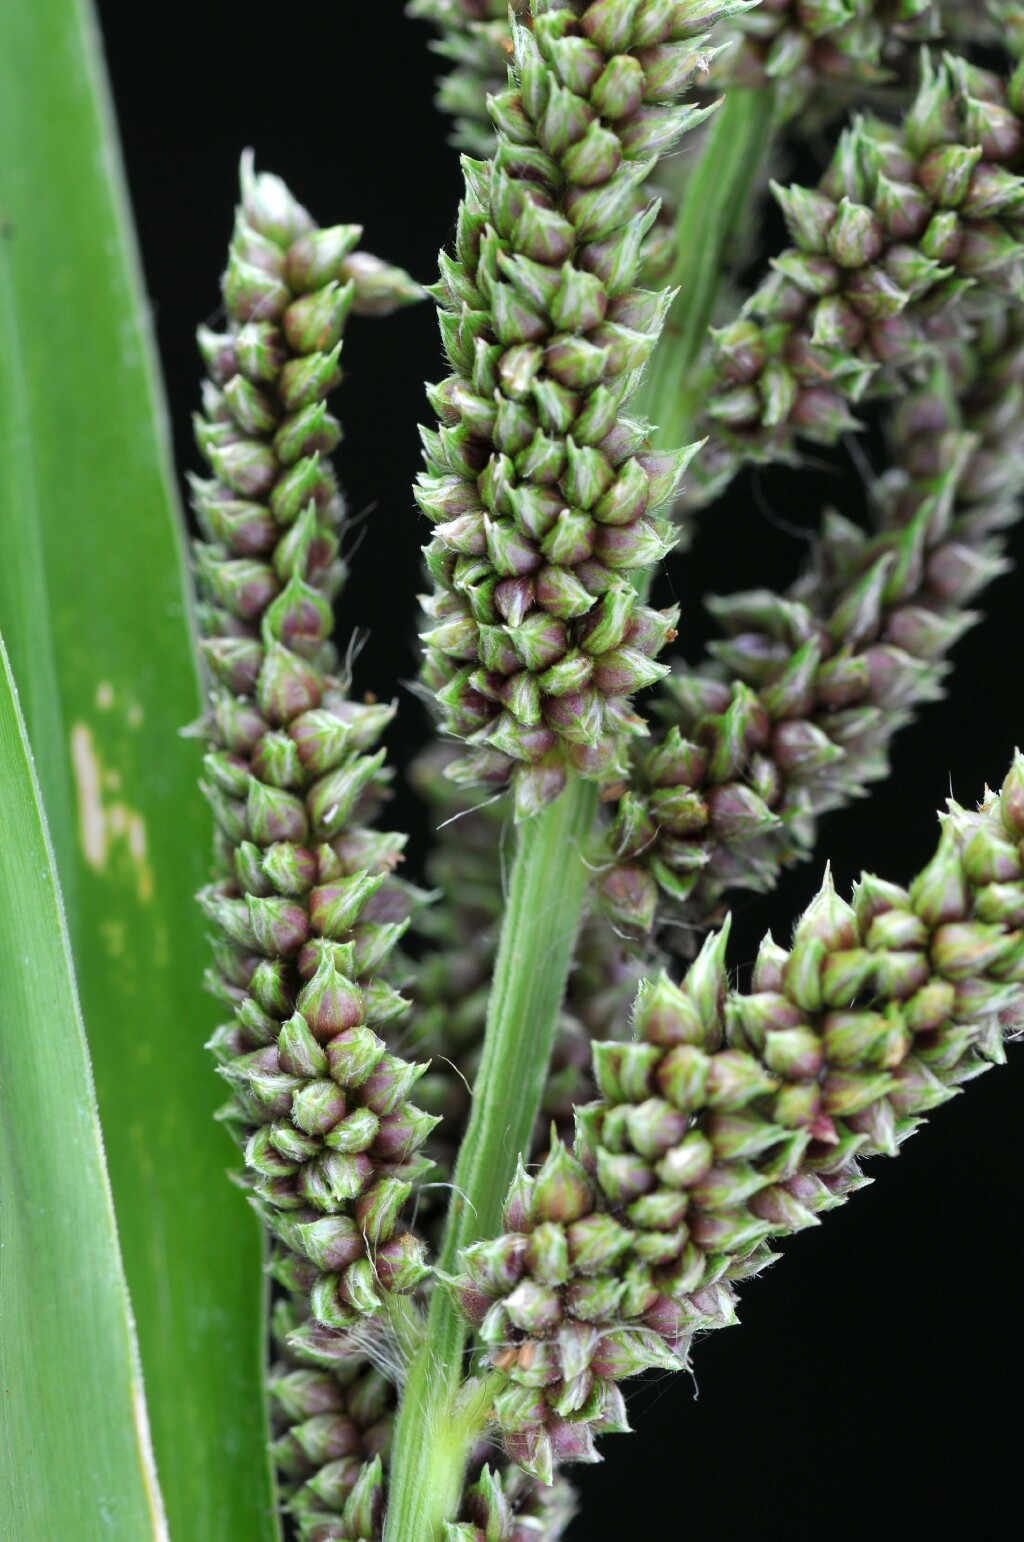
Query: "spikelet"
456 760 1024 1475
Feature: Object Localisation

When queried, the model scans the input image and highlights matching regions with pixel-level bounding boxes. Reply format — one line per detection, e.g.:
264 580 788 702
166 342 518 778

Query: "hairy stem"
442 773 600 1264
384 774 598 1540
641 87 775 450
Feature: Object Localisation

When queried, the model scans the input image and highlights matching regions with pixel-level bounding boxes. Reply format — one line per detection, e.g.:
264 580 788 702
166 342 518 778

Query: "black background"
93 3 1022 1536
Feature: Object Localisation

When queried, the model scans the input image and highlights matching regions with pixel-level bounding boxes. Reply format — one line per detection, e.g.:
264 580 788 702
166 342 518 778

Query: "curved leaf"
0 635 166 1539
0 2 275 1535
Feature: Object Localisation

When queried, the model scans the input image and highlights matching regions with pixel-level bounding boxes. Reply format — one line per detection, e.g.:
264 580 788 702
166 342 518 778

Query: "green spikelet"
603 305 1024 933
409 1 533 156
267 1304 392 1542
192 154 427 1535
446 1457 578 1540
690 44 1024 505
454 763 1024 1473
416 0 766 815
714 1 957 123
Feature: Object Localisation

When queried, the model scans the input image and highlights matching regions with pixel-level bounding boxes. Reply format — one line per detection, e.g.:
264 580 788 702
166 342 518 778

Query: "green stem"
441 772 600 1267
641 87 776 449
384 773 598 1541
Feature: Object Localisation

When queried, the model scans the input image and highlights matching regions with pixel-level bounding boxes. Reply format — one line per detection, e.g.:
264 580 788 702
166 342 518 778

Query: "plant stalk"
384 773 598 1540
641 87 775 449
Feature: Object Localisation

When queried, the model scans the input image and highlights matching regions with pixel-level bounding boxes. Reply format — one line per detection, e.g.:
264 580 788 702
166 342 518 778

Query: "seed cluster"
418 0 754 817
186 12 1024 1534
689 51 1024 507
408 0 703 288
448 1459 578 1541
409 0 533 156
268 1326 391 1542
715 0 948 120
192 157 425 1538
599 305 1024 936
457 759 1024 1478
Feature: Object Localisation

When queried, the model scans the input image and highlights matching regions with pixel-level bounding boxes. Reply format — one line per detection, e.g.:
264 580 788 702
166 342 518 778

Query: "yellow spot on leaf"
96 680 115 710
99 919 127 958
70 722 154 903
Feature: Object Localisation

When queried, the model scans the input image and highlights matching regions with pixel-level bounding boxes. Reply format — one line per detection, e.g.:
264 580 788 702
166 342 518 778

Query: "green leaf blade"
0 636 167 1540
0 3 276 1536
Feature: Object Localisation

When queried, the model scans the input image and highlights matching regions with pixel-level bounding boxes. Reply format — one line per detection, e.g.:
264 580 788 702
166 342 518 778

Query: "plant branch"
384 772 598 1540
